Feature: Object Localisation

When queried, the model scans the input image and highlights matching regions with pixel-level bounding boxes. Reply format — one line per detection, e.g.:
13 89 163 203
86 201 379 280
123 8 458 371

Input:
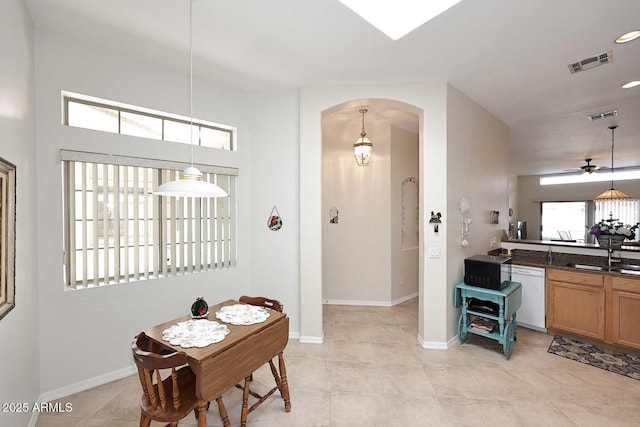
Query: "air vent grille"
568 50 612 74
587 110 617 121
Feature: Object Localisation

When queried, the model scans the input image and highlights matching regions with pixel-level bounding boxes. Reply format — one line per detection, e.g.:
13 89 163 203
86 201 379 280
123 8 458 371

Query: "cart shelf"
454 281 522 359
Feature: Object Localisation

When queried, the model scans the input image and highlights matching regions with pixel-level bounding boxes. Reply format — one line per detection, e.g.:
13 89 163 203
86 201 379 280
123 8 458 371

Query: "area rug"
547 335 640 380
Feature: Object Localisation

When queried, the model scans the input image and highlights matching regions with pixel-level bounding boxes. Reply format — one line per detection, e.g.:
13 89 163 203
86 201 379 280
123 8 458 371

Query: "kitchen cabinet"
546 268 605 340
606 275 640 351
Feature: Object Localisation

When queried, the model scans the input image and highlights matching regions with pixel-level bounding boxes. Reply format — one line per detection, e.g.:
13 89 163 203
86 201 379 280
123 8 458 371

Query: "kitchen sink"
566 263 640 276
566 263 605 271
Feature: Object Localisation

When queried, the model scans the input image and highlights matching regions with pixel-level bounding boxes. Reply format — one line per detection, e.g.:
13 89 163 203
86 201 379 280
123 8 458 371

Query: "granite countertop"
509 249 640 277
505 239 640 252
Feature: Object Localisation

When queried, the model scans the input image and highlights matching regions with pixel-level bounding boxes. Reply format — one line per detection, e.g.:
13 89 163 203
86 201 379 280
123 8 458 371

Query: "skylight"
339 0 463 40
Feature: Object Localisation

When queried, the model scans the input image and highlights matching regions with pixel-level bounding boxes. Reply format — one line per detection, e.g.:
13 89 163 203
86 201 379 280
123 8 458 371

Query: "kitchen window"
62 151 238 289
541 200 640 243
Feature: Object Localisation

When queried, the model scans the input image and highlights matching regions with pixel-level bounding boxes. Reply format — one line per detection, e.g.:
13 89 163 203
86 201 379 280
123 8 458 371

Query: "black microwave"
464 255 512 290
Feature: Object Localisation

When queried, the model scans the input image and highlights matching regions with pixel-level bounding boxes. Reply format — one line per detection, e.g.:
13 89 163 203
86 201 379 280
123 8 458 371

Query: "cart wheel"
458 314 469 343
503 321 515 359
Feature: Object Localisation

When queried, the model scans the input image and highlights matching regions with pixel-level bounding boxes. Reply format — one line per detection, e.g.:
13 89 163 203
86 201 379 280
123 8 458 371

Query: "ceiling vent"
587 110 617 121
568 50 612 74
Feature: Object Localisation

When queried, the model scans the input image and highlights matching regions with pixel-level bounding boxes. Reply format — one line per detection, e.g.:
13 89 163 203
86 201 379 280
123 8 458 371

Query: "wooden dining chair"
237 296 291 425
131 332 200 427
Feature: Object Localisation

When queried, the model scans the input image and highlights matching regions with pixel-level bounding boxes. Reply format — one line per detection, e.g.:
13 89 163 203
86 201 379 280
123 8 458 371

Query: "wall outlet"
490 237 497 247
428 247 441 258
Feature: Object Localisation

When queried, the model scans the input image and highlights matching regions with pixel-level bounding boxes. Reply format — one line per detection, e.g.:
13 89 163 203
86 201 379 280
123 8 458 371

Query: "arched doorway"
321 99 419 307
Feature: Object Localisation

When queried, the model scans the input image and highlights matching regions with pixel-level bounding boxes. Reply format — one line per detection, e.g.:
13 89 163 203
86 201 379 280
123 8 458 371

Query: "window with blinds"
594 199 640 242
62 151 238 289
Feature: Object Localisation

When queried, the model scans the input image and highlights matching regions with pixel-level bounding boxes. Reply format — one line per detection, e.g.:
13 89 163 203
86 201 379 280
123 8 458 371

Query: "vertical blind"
594 199 640 241
61 151 238 289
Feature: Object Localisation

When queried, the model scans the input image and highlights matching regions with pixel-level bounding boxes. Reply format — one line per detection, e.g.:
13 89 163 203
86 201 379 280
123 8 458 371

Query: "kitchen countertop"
508 248 640 277
505 239 640 252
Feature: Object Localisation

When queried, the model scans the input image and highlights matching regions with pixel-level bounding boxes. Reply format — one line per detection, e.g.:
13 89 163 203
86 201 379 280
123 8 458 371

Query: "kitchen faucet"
608 247 621 267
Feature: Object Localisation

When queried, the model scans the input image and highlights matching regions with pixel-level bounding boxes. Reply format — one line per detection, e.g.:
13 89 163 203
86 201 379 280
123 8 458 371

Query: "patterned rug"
548 335 640 380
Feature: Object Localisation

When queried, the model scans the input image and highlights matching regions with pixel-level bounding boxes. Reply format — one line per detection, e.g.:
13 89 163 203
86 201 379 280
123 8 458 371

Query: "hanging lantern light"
354 108 373 166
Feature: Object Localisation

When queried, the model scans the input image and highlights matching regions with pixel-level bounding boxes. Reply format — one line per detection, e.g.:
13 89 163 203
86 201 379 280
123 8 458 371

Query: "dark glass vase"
596 234 625 249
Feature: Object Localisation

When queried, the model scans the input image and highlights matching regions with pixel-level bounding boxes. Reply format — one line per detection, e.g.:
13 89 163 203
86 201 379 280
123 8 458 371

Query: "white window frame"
62 92 236 151
62 150 238 289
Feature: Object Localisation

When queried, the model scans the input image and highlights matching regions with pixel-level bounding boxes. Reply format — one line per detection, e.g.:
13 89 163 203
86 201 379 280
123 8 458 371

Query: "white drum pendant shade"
152 0 227 199
153 166 228 198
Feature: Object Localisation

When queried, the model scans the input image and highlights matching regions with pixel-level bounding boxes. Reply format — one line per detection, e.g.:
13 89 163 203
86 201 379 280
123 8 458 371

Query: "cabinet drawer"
547 268 603 287
611 276 640 292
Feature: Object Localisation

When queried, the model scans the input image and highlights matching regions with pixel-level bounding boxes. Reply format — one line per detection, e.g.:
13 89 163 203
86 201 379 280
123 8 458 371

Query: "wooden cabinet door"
609 276 640 350
546 269 605 340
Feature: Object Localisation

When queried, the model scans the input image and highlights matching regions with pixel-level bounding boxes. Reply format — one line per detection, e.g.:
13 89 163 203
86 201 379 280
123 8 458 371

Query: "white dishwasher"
511 265 546 332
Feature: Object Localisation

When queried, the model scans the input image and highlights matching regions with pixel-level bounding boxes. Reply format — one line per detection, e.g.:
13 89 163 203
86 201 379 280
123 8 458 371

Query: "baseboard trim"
29 365 137 427
391 292 418 306
298 333 324 344
288 331 300 340
417 334 456 350
324 292 418 308
39 365 137 404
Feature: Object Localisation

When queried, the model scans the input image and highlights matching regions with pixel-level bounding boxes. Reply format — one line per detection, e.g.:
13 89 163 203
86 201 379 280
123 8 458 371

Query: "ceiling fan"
579 158 604 174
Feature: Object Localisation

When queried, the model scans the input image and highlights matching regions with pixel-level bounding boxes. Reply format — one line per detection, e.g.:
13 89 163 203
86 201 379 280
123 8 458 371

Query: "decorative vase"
596 234 626 249
191 297 209 318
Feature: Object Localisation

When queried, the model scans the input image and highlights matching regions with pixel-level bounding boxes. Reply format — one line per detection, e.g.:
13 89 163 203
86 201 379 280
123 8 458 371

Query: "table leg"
215 397 231 427
241 376 251 427
196 399 208 427
279 353 291 412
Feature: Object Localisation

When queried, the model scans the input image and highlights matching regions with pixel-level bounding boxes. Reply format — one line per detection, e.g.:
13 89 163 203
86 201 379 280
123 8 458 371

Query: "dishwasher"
511 265 546 332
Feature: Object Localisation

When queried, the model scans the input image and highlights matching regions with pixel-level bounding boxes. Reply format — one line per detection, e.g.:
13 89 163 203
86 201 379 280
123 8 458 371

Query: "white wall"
390 126 419 302
0 1 40 426
300 86 449 345
445 86 510 339
34 29 301 394
247 89 300 326
321 115 392 303
517 175 639 240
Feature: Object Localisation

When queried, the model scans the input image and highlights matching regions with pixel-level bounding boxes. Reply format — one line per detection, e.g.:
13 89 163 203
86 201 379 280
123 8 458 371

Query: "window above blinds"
62 91 236 151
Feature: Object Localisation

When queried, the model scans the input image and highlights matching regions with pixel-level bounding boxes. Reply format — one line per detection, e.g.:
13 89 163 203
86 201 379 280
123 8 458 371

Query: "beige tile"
330 391 391 426
36 300 640 427
329 361 381 393
553 402 639 427
35 414 84 427
386 395 453 427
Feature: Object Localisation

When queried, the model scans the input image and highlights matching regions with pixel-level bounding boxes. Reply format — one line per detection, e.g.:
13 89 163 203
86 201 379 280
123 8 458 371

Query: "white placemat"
162 319 230 348
215 304 271 325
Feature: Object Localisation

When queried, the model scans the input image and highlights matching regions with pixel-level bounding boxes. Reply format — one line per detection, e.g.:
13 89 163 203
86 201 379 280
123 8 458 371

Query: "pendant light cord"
189 0 194 169
609 125 617 193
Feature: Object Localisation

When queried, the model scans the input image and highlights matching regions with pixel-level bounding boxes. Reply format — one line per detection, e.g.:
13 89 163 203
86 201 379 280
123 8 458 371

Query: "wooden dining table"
143 299 290 427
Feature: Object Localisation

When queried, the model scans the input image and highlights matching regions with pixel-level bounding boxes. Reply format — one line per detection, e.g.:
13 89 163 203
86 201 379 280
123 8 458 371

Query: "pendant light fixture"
354 108 373 166
153 0 228 198
595 125 629 201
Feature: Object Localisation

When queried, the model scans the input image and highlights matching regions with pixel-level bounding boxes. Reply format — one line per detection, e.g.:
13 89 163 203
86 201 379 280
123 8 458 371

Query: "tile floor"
36 298 640 426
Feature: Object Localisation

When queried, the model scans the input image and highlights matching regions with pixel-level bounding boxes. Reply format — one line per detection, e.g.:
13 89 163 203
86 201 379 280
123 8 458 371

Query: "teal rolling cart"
454 281 522 359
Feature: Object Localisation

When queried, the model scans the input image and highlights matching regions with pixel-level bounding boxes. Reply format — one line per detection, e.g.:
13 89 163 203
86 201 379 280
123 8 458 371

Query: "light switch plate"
428 247 441 258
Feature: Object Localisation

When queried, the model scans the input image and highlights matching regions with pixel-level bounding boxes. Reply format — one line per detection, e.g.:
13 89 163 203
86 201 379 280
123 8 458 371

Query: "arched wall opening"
321 99 420 307
299 83 451 346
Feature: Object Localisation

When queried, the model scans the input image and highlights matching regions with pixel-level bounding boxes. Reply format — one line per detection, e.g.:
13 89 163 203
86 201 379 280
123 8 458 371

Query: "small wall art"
429 211 442 233
268 206 283 231
329 207 339 224
489 210 500 224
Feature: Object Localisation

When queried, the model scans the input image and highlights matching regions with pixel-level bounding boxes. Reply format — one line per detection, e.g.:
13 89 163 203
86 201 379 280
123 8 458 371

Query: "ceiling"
25 0 640 176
